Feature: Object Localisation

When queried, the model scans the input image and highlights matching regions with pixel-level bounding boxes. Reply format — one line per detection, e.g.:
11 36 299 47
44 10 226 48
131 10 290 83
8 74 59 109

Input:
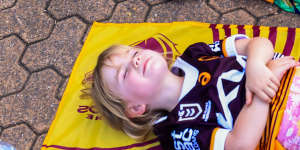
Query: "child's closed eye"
123 67 128 79
123 49 139 79
133 50 138 56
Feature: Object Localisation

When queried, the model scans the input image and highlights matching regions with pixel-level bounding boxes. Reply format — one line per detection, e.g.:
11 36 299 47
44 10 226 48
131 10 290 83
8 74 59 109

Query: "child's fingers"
280 56 294 61
283 56 294 60
270 74 280 86
245 88 253 105
268 80 279 93
282 60 297 70
263 86 276 100
256 90 272 103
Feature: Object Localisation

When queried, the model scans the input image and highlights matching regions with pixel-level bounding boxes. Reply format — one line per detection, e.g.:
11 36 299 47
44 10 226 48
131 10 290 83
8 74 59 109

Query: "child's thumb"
246 88 253 105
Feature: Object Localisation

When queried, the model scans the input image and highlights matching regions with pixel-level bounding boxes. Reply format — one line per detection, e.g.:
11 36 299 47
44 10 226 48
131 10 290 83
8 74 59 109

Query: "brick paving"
0 0 299 149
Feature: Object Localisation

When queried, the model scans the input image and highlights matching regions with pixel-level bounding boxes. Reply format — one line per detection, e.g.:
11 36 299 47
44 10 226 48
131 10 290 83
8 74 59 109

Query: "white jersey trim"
225 34 249 69
213 128 230 150
154 116 168 124
173 57 199 101
273 52 284 60
225 34 249 57
154 58 199 125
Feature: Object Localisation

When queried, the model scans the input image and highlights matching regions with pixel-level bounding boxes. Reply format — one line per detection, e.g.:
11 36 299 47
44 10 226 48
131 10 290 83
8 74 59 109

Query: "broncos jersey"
153 34 249 150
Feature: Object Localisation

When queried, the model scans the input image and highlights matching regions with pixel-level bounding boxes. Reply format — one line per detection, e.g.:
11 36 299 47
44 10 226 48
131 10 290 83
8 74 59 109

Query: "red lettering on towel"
77 105 102 121
77 105 89 113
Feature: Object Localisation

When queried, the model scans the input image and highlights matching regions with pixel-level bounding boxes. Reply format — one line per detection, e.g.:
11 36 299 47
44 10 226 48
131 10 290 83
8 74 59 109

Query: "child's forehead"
103 46 131 66
107 45 144 58
110 46 130 56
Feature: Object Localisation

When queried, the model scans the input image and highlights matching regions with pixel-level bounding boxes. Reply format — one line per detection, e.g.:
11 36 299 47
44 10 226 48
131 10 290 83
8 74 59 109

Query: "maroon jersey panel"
153 40 247 150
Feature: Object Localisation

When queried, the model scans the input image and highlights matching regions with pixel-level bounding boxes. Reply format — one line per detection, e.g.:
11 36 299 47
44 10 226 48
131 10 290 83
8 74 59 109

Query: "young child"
87 34 299 150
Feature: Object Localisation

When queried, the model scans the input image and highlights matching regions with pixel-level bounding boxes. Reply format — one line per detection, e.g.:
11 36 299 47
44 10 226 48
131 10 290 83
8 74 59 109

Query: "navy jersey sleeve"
273 52 284 60
181 41 223 61
181 34 249 61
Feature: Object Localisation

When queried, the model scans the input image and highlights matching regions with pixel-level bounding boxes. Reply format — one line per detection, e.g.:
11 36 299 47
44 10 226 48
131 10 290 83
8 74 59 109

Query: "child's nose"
133 55 141 68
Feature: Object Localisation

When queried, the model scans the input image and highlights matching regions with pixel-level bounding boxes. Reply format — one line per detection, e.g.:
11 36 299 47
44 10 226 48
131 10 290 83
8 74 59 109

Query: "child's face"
101 46 169 105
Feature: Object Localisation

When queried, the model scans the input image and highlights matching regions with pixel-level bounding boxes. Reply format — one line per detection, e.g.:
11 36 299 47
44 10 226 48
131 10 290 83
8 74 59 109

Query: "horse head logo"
130 33 180 65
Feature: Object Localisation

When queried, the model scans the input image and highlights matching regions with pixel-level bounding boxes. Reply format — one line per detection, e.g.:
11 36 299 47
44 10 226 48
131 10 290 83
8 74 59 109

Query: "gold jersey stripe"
210 128 219 150
259 67 296 150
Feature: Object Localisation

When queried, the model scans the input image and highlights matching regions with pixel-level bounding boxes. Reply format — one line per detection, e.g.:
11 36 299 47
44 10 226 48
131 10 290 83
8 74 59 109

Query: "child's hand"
267 56 300 81
245 60 280 105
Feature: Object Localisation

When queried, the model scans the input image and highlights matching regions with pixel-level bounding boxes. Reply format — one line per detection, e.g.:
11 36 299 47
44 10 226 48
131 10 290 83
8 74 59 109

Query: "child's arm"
235 37 280 105
224 57 299 150
225 95 268 150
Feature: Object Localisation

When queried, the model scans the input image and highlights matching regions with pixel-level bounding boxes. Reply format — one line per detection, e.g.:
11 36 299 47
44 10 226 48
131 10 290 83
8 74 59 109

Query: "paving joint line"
96 1 119 22
23 65 66 102
2 121 39 135
113 0 127 3
44 3 60 21
0 72 30 100
149 0 173 6
30 131 48 150
206 0 226 15
237 7 260 25
80 24 92 45
0 126 3 136
217 7 259 25
45 0 52 10
0 0 17 11
22 21 55 46
143 2 153 22
31 65 67 79
19 46 34 74
30 136 39 150
0 34 31 100
45 0 111 24
0 33 28 45
257 8 281 21
55 77 69 101
73 15 91 26
140 0 150 6
205 0 222 24
226 7 258 25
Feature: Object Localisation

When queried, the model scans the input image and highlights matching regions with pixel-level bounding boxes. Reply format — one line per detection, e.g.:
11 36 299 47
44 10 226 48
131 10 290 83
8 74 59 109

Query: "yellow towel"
42 22 300 150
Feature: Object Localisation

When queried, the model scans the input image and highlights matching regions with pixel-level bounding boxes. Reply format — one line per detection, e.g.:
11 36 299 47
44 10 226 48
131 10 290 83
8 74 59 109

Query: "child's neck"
150 71 184 112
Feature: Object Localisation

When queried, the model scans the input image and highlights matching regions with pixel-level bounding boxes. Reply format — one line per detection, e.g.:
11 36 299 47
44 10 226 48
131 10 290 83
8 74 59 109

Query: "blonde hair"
81 45 168 140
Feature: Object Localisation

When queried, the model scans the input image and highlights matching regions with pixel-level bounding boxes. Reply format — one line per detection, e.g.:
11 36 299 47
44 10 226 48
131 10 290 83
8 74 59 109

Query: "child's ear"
125 103 146 118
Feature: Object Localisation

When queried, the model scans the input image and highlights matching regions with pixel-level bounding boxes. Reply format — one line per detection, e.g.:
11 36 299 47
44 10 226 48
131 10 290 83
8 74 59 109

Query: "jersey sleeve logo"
178 103 202 121
208 41 221 52
198 72 211 86
198 56 219 62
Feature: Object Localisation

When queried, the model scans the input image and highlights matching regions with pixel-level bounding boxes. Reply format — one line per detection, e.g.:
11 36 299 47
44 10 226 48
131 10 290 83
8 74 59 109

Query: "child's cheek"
126 74 155 96
147 58 168 79
126 74 148 89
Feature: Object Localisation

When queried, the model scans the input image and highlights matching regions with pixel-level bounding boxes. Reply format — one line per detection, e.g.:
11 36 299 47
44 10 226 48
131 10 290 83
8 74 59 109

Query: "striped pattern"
282 28 296 56
237 25 245 34
209 128 219 150
223 25 231 37
273 52 284 60
210 24 219 42
209 24 299 150
42 138 160 150
253 25 260 37
259 67 296 150
210 24 299 60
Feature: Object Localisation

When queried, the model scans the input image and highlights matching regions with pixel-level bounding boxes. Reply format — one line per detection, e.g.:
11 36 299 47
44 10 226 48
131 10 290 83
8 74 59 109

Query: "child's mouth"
143 57 151 75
